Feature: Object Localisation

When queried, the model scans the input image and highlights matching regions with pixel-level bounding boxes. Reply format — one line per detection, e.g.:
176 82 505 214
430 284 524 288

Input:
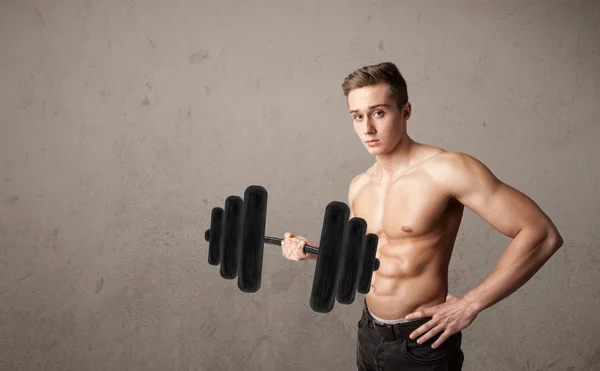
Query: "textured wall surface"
1 1 599 370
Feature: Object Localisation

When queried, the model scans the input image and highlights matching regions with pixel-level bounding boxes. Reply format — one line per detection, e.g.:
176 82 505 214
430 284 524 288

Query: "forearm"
463 228 563 314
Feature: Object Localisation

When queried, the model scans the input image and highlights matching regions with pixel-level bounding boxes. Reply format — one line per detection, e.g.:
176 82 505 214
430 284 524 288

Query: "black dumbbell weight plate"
310 201 350 313
207 207 224 266
357 233 378 294
336 217 367 305
239 185 268 293
220 196 244 280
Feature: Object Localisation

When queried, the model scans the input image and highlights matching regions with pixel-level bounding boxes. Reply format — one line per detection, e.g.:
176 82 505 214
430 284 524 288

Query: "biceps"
467 182 549 238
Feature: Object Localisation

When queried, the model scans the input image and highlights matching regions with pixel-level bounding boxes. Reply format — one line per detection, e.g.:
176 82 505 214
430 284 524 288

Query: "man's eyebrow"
349 104 390 114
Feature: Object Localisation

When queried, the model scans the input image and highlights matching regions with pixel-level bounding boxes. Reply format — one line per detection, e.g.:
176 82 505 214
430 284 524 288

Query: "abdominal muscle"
364 237 451 320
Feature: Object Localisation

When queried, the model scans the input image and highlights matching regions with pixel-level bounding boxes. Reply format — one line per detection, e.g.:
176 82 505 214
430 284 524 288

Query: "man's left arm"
406 152 564 348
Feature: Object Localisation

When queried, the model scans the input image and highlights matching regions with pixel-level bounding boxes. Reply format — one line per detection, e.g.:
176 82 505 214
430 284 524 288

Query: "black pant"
357 302 464 370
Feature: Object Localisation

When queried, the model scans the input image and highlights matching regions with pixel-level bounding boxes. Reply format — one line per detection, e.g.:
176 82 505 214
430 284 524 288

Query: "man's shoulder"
426 150 481 175
347 166 375 203
426 150 497 195
349 162 377 183
405 144 474 172
348 171 368 193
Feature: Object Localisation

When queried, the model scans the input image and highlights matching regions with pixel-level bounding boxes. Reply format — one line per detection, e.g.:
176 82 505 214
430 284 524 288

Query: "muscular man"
281 62 563 370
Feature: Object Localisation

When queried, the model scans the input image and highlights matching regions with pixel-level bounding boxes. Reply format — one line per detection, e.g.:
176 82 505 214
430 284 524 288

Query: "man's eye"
354 115 362 120
374 111 383 117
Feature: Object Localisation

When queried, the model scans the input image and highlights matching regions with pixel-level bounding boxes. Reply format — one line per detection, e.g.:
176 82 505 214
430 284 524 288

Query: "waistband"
368 306 419 324
361 300 432 341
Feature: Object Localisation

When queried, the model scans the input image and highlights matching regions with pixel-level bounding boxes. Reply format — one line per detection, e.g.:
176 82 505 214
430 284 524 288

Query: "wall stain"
189 50 209 64
17 99 32 110
146 34 155 49
244 335 268 363
16 273 32 282
141 96 151 105
205 324 218 339
48 228 60 254
95 277 104 294
583 345 600 369
2 195 18 204
34 6 45 26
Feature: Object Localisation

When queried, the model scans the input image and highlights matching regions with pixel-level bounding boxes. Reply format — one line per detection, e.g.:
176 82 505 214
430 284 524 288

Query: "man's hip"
357 301 464 371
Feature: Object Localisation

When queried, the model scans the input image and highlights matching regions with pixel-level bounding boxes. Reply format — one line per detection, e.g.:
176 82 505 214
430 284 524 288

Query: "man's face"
347 84 409 156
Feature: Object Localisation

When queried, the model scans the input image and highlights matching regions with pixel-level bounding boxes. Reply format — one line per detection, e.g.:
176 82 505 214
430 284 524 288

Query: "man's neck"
374 137 420 180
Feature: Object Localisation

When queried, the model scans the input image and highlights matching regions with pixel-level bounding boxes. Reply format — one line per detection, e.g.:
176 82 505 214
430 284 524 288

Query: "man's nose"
363 118 376 134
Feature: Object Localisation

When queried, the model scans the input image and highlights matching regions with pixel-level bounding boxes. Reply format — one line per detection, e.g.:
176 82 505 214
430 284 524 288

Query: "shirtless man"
281 62 563 370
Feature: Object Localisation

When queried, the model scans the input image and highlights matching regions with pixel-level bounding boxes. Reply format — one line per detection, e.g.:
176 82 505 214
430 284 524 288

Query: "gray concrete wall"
1 0 599 370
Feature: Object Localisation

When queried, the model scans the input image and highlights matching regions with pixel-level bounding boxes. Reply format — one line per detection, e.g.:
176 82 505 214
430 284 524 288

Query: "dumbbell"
204 185 380 313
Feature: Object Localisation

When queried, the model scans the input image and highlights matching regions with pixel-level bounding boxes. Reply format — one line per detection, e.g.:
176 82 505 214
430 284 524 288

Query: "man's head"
342 62 412 155
342 62 408 110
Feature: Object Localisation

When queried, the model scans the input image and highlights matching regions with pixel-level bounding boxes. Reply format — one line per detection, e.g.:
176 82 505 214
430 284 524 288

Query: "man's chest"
352 178 454 239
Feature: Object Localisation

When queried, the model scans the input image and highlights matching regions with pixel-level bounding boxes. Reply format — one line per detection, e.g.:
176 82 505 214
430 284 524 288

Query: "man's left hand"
405 294 479 349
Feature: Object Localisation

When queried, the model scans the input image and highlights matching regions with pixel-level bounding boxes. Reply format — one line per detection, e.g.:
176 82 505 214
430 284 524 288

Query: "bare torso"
350 146 464 320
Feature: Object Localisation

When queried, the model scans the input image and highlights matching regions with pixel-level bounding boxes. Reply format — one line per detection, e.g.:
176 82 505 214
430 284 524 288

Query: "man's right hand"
281 232 317 261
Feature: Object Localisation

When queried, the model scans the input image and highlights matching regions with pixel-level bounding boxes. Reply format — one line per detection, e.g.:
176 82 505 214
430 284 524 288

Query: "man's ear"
404 102 412 120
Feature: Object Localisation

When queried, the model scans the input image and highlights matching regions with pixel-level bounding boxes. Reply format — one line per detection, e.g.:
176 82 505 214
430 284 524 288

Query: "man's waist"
361 299 432 341
367 305 422 325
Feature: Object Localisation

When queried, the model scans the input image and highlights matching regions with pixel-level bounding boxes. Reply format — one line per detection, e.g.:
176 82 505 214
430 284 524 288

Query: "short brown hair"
342 62 408 109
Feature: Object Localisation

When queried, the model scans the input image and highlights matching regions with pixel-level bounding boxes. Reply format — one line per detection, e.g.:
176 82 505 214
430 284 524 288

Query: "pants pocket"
402 339 447 365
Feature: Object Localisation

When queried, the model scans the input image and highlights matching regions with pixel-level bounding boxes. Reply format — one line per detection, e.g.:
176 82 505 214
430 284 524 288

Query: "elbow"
544 228 564 252
527 223 563 253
